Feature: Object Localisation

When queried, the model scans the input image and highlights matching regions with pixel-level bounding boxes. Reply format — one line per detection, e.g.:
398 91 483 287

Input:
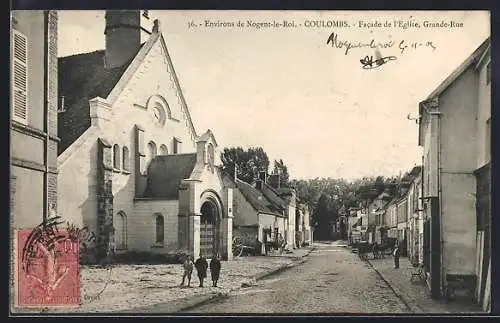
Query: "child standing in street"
210 254 221 287
181 255 194 287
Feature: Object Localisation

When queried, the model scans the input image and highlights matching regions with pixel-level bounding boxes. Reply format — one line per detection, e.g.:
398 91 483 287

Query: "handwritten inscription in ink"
327 32 437 55
360 55 397 69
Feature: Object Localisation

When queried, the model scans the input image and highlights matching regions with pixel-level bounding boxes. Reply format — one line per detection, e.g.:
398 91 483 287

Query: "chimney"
258 171 267 183
268 174 280 189
104 10 154 69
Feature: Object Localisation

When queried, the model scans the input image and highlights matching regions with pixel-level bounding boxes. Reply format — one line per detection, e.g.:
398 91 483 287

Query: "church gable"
58 17 198 156
107 28 198 145
57 48 139 155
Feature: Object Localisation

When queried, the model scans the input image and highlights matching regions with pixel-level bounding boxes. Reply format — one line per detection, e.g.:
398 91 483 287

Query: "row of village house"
10 10 312 268
345 38 491 312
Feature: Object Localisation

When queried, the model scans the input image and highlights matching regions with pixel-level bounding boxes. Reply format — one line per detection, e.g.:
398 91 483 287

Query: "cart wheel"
232 244 244 257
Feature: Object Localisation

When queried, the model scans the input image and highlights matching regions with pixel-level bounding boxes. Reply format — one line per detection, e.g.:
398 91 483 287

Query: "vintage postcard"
10 10 491 315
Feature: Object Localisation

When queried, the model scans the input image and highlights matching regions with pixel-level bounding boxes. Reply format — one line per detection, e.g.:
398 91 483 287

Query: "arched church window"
148 141 157 162
122 146 130 171
113 144 120 169
116 211 127 250
154 213 164 244
159 144 168 155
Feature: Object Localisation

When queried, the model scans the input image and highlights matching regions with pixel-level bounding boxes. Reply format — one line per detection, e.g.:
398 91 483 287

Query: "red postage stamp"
16 222 80 307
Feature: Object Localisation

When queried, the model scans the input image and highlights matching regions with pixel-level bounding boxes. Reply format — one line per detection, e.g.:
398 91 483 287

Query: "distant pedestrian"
393 243 401 269
372 242 379 259
181 255 194 287
257 237 265 256
210 254 221 287
195 256 208 287
277 234 286 254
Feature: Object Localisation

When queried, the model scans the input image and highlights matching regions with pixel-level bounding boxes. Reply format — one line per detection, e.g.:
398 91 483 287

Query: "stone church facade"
57 10 233 262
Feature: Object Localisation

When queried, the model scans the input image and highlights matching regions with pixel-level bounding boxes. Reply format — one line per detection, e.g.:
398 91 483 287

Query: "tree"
220 147 270 184
313 193 334 240
273 159 290 187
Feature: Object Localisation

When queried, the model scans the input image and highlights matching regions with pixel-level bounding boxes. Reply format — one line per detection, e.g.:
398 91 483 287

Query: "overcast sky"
57 10 489 181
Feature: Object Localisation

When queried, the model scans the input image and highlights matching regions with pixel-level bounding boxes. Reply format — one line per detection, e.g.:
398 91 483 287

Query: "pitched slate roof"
57 46 142 154
143 153 197 199
260 182 288 209
59 49 136 103
234 179 285 217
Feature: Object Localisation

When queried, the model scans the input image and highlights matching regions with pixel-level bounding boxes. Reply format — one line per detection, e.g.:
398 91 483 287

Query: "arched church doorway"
200 200 220 258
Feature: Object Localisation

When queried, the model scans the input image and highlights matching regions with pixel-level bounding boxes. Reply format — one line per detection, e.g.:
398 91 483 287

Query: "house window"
486 62 491 85
155 214 164 244
113 144 120 169
173 138 181 154
11 29 28 124
148 141 157 161
116 211 127 250
159 144 168 155
122 146 130 171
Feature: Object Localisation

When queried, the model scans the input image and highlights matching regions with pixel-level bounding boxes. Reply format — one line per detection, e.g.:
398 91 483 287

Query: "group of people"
181 254 221 288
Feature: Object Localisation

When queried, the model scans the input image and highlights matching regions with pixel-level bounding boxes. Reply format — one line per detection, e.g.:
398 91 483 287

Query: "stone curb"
366 259 423 314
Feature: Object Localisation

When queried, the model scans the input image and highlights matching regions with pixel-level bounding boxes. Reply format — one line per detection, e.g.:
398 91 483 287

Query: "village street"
180 241 410 314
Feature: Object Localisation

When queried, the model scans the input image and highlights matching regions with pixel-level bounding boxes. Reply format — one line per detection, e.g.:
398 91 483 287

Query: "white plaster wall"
476 55 491 168
58 128 102 234
11 166 44 230
132 199 179 253
437 66 479 277
232 188 259 227
440 173 477 275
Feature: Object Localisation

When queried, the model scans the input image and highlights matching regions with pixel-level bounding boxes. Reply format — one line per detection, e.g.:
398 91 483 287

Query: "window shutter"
12 30 28 123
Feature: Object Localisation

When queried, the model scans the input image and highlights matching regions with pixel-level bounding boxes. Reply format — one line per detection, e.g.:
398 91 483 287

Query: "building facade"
368 191 392 244
223 173 287 255
10 11 59 230
472 41 491 312
57 10 233 262
224 171 307 254
418 38 490 299
406 166 423 265
396 196 408 256
385 199 398 239
347 208 362 244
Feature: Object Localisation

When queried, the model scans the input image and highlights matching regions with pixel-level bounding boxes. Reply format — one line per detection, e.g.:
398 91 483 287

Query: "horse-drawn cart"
232 237 255 258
